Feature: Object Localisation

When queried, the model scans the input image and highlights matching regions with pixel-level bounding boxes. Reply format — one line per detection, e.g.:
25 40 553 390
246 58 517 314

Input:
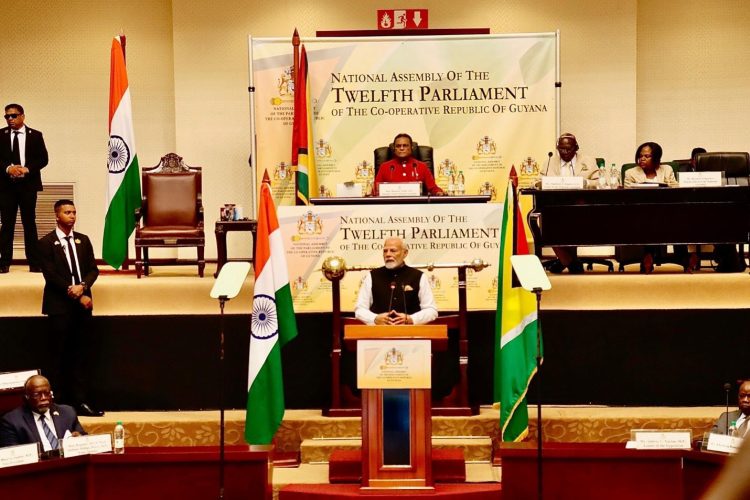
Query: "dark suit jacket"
0 125 49 192
0 403 85 448
38 230 99 315
712 409 743 435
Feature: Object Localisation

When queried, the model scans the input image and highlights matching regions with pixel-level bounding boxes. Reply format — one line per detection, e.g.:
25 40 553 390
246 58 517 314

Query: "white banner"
278 203 502 312
250 33 558 206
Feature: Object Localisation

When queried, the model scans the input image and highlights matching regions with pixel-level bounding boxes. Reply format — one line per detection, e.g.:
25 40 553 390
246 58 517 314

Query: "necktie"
65 236 81 284
11 131 21 165
39 414 59 450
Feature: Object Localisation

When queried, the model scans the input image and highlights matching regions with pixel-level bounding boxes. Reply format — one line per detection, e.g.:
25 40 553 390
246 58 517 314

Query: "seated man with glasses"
0 375 86 451
543 133 600 273
374 133 444 196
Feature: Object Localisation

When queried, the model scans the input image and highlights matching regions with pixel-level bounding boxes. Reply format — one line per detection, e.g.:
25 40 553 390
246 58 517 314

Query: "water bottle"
598 165 608 189
609 163 620 189
457 171 465 195
729 420 737 437
113 421 125 454
447 173 456 195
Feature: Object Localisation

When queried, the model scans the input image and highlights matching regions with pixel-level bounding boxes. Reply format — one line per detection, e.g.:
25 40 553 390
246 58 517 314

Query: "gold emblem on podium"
297 210 323 235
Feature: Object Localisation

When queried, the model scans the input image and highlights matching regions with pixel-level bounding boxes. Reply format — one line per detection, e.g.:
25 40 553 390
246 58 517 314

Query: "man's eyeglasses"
394 144 411 149
27 390 53 400
4 113 20 120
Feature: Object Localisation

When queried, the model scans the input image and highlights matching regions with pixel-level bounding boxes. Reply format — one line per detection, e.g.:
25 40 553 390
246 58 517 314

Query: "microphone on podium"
387 281 397 314
543 151 554 175
725 382 732 434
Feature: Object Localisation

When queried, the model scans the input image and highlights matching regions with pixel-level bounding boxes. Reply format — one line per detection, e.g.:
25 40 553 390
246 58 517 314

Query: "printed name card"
61 433 114 458
0 443 39 468
630 429 692 450
541 176 584 190
0 369 39 390
679 171 722 187
357 339 431 389
378 182 421 197
705 433 743 454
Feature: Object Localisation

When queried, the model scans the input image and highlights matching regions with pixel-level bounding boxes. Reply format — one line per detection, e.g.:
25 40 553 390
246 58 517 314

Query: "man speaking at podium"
374 133 444 196
355 237 438 325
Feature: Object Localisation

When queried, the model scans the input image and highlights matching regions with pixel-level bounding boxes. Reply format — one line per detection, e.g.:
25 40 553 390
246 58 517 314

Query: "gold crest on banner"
274 162 292 180
315 139 332 158
270 65 295 105
354 161 374 180
473 135 497 158
427 274 441 290
437 159 457 179
293 276 308 291
517 157 541 188
478 181 497 200
297 210 323 235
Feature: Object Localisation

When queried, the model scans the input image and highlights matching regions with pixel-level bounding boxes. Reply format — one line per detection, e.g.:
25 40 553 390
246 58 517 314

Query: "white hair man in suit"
0 375 85 450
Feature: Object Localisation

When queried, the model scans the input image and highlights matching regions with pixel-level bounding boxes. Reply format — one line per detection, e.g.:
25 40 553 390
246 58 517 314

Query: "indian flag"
493 174 541 442
103 35 141 269
292 44 318 205
245 172 298 444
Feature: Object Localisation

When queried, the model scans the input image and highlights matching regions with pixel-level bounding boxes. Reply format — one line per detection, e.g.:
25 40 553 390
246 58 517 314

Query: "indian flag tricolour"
245 172 298 444
493 172 541 442
103 35 141 270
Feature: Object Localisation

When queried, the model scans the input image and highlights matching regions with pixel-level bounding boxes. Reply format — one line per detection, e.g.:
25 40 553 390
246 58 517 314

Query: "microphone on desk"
543 151 554 175
725 382 732 434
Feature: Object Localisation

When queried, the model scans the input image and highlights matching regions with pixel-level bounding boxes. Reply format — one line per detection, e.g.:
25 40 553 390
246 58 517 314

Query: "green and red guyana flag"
245 172 298 444
103 35 141 269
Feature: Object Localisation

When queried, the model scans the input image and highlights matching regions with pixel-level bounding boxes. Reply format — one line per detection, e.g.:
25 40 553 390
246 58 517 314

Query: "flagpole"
534 287 543 500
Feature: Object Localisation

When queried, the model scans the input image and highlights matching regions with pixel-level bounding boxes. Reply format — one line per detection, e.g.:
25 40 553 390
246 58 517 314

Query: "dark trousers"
47 309 94 405
0 187 39 267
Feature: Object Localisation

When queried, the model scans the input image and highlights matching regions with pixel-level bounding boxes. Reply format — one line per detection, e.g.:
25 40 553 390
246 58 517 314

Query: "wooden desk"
522 186 750 253
214 220 257 277
310 194 491 205
500 442 725 500
0 446 271 499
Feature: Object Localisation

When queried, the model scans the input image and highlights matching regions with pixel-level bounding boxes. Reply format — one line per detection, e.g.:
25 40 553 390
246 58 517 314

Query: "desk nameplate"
0 443 39 468
378 182 421 197
705 432 742 454
542 176 584 190
628 429 692 450
62 433 113 458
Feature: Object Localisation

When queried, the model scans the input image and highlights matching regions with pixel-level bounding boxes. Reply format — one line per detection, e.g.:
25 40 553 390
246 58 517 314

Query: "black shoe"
29 266 42 273
0 266 8 274
76 402 104 417
568 260 585 274
547 260 565 274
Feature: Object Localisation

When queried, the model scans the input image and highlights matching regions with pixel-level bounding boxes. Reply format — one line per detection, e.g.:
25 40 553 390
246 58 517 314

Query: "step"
299 435 493 464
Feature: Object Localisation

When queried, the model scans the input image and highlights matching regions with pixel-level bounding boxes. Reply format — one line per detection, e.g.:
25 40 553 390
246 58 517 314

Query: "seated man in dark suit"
712 379 750 437
0 375 85 450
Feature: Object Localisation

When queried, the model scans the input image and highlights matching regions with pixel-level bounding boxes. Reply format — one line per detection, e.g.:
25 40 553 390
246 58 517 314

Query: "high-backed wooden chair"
134 153 205 278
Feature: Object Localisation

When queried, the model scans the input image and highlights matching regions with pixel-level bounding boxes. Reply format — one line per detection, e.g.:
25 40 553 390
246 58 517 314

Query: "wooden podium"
345 324 447 491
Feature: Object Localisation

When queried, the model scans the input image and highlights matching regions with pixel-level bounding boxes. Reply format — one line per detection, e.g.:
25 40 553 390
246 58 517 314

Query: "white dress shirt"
56 227 82 285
